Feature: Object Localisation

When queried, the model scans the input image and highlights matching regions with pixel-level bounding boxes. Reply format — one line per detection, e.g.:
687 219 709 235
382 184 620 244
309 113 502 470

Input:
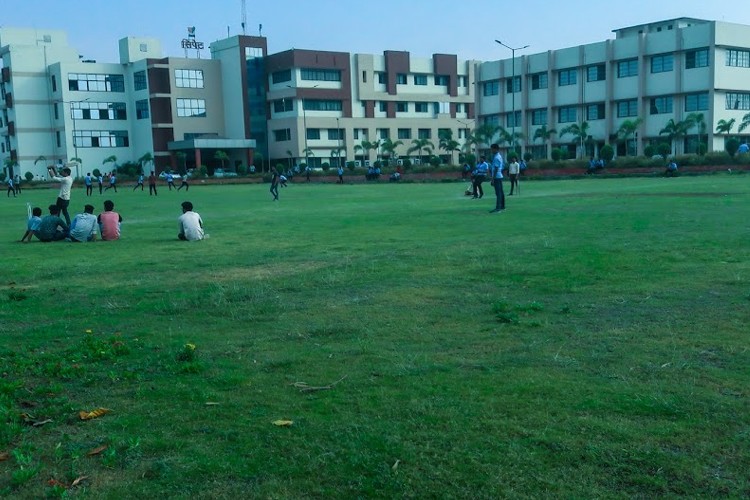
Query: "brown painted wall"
149 97 173 124
151 128 175 155
364 100 375 118
146 62 171 94
384 51 409 95
433 53 458 97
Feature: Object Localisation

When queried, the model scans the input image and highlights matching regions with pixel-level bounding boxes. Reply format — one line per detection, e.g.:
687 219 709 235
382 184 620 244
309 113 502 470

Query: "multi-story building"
477 18 750 159
4 17 750 180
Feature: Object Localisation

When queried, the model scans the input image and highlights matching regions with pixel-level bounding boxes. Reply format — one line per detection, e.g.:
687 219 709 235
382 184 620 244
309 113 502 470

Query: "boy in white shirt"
178 201 204 241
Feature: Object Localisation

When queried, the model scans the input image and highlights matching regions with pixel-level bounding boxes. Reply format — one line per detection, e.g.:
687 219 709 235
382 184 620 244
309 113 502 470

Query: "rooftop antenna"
259 24 263 37
241 0 247 35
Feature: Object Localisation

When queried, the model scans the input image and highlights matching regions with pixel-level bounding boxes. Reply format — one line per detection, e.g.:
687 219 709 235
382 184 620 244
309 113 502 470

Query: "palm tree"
214 150 230 171
285 149 294 170
138 152 154 174
103 155 117 172
739 112 750 133
686 112 706 154
380 138 404 166
659 119 691 156
369 140 381 163
34 156 47 167
353 140 373 165
439 137 461 165
407 138 434 164
533 125 556 159
560 121 590 158
175 151 188 174
616 118 643 156
301 147 315 167
473 123 500 152
716 118 736 136
3 157 19 179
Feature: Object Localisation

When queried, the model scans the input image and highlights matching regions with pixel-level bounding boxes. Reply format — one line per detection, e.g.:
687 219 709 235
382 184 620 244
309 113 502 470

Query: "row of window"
73 130 129 148
275 127 458 143
69 101 127 121
484 49 711 96
69 73 125 93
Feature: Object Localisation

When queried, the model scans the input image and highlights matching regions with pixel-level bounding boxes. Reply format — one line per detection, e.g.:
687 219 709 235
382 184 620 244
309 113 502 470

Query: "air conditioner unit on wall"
396 159 403 166
364 160 371 167
413 158 421 165
354 160 361 167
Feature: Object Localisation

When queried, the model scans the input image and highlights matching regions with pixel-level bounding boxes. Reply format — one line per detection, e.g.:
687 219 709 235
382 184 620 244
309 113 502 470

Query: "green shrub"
237 165 248 176
726 138 740 157
321 162 330 171
24 172 34 182
551 148 563 161
644 145 656 158
657 143 672 159
402 159 412 169
429 156 441 167
523 151 533 162
92 168 102 178
600 144 615 162
346 161 356 171
0 172 5 182
199 165 208 178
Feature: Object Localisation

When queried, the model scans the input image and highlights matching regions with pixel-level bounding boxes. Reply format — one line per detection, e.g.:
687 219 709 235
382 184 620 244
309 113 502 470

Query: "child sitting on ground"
20 207 43 242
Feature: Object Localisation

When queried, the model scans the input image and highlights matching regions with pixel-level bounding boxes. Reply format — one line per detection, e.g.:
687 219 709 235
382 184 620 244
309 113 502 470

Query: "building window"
482 115 500 127
586 64 606 82
396 73 407 84
650 96 673 114
175 69 204 88
414 74 428 85
506 110 521 127
362 71 367 83
378 128 389 139
328 129 343 140
617 59 638 78
301 68 341 82
726 49 750 68
68 73 125 92
54 103 59 120
531 72 548 90
71 101 127 120
51 75 57 92
483 80 499 96
418 128 431 139
136 99 149 119
651 54 674 73
558 106 577 123
506 76 521 94
586 103 605 120
396 102 408 112
435 75 449 86
398 128 411 139
273 99 293 113
272 69 292 84
531 108 547 126
415 102 429 113
558 68 577 87
274 129 291 141
73 130 129 148
686 49 709 69
617 99 638 117
303 100 343 111
458 76 467 87
377 72 387 84
306 128 321 140
685 92 709 111
379 101 387 112
176 98 206 117
56 131 61 148
134 70 147 91
726 92 750 110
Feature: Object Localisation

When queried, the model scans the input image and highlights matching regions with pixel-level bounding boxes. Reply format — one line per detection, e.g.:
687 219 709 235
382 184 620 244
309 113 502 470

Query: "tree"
473 123 500 150
716 118 736 135
739 112 750 133
560 122 590 158
175 151 188 174
407 138 434 163
34 156 47 167
138 152 153 172
686 112 706 154
726 138 740 157
659 119 691 156
353 140 373 164
214 150 230 171
599 144 615 163
286 149 294 170
102 155 117 173
616 118 643 156
3 157 19 177
380 138 404 166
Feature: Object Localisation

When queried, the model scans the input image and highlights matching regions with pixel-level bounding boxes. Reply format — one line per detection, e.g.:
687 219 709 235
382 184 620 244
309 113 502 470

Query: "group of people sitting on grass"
20 200 204 243
586 157 606 174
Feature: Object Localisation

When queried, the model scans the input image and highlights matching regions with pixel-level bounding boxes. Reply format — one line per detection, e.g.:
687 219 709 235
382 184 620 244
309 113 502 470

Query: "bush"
0 172 5 182
523 152 533 162
402 159 412 169
600 144 615 163
237 165 248 176
429 156 441 167
25 171 34 182
657 143 672 159
275 163 286 171
346 161 356 171
321 162 330 171
726 138 740 157
92 168 102 178
199 165 208 178
644 145 655 158
551 148 563 162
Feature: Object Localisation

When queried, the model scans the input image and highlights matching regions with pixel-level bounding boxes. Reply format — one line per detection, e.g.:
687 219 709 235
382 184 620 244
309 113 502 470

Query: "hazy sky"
2 0 750 62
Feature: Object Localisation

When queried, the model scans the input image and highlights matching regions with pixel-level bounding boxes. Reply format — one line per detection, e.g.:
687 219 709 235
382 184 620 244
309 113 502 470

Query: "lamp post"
55 97 90 172
336 117 342 168
287 84 319 168
457 118 476 161
495 40 529 154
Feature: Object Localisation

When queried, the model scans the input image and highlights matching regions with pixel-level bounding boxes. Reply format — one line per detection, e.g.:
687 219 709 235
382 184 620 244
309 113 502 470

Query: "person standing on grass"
178 201 204 241
98 200 122 240
6 176 15 197
104 172 117 192
51 167 73 225
337 165 344 184
148 171 158 196
20 206 43 242
84 172 94 196
36 204 69 242
508 156 520 196
68 204 98 242
14 175 22 195
472 156 489 199
270 166 280 201
177 172 190 191
166 172 177 191
133 173 144 192
97 173 104 194
489 143 505 213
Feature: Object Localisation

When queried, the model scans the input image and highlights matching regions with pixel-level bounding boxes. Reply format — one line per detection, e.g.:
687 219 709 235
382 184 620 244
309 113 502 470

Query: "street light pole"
336 117 342 168
457 118 476 161
287 84 318 169
495 40 529 155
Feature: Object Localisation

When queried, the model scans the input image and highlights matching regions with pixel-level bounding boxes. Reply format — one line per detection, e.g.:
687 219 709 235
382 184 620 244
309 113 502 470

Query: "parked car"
159 171 182 180
213 169 238 178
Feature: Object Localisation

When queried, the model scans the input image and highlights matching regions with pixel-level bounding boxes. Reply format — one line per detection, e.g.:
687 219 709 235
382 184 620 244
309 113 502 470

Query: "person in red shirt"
98 200 122 240
148 171 158 196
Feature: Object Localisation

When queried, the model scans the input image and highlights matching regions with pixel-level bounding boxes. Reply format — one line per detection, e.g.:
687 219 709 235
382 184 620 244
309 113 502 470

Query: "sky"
2 0 750 63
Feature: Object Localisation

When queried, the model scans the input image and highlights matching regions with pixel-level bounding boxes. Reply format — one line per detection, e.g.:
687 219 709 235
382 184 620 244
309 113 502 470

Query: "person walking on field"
489 144 506 213
51 167 73 225
508 156 520 195
133 173 144 191
84 172 94 196
270 167 280 201
148 171 158 196
104 172 117 192
472 156 489 199
6 177 15 197
166 172 177 191
177 172 190 191
97 173 104 194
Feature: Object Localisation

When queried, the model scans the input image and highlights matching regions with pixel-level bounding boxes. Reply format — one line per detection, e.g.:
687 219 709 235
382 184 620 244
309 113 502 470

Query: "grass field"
1 176 748 498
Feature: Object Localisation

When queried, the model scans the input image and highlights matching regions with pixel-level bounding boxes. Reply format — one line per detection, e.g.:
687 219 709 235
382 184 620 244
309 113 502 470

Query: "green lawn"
1 176 748 498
